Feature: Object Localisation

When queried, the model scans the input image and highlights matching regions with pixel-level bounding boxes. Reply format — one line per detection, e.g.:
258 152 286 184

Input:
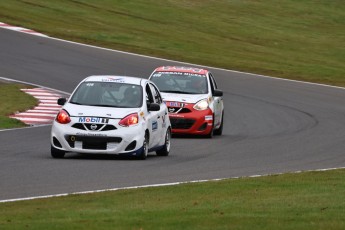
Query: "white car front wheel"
214 111 224 136
51 145 66 159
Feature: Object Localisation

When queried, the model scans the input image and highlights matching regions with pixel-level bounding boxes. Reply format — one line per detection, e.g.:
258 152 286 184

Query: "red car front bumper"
166 101 213 135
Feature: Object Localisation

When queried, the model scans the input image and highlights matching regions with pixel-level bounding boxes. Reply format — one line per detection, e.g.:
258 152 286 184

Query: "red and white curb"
10 88 63 125
0 22 48 37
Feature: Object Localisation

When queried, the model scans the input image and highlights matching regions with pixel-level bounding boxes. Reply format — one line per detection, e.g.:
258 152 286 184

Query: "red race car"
149 66 224 138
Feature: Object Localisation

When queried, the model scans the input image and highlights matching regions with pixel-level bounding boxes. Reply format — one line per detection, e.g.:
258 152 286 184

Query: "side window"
149 83 163 104
209 73 218 89
208 73 216 94
146 83 154 104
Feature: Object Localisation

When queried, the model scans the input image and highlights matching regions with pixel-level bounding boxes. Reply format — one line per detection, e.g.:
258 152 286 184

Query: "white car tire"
214 111 224 136
51 145 66 159
206 115 214 138
139 133 149 160
156 128 171 156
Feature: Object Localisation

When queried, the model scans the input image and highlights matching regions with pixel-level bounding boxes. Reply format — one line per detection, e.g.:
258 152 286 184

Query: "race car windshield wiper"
88 104 121 108
69 101 83 105
162 90 195 94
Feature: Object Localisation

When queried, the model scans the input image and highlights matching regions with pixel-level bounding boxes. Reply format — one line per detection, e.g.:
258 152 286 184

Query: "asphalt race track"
1 28 345 201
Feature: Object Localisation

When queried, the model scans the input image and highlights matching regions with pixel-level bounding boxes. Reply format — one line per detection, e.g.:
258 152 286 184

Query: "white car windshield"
150 71 208 94
69 82 143 108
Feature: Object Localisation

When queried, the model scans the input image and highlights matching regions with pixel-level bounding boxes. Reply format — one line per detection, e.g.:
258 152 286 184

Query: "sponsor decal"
78 117 109 123
152 121 158 131
76 133 107 137
167 102 184 107
216 101 222 110
169 114 184 118
162 115 167 128
155 71 205 78
184 73 205 77
152 73 162 77
158 71 183 76
167 102 180 107
140 111 146 121
205 115 213 121
161 66 203 73
101 77 125 83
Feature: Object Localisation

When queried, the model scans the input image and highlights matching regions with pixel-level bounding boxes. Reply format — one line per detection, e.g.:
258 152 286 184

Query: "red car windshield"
151 71 208 94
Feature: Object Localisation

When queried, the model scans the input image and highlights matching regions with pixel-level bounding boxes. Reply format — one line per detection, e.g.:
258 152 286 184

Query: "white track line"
1 166 344 203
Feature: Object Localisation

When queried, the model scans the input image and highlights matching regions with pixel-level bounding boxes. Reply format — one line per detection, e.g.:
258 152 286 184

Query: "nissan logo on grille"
90 124 98 130
168 108 175 113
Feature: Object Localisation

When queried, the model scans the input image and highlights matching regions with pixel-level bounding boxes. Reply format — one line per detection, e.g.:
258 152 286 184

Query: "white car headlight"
193 99 209 111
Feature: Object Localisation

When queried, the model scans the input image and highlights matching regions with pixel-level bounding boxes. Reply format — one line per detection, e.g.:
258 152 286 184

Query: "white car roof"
83 75 147 85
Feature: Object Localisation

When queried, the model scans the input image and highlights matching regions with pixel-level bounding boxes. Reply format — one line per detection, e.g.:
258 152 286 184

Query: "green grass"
0 0 344 86
1 169 345 230
0 83 37 129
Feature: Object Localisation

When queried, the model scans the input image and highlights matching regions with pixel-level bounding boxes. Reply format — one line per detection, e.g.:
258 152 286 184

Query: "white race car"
51 75 171 160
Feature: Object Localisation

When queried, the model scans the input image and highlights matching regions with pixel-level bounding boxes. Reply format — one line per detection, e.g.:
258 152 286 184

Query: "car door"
148 83 167 147
209 73 223 128
145 83 161 149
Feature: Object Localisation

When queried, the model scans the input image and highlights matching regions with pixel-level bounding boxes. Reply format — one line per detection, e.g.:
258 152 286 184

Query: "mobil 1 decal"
79 117 109 123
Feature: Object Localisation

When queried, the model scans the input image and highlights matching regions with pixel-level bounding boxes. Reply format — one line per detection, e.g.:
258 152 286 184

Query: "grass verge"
0 82 37 129
1 169 345 229
0 0 344 86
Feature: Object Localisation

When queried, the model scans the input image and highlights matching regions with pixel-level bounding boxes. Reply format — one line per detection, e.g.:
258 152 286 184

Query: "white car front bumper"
51 120 145 156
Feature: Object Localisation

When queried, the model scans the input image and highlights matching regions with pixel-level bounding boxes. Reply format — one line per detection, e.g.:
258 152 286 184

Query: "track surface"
1 28 345 201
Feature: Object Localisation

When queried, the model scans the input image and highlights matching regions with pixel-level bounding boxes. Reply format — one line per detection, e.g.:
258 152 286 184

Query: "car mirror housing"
213 89 223 97
57 98 67 106
148 103 160 111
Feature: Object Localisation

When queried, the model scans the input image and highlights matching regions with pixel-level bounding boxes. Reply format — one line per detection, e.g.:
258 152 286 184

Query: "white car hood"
161 93 208 104
63 103 139 119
